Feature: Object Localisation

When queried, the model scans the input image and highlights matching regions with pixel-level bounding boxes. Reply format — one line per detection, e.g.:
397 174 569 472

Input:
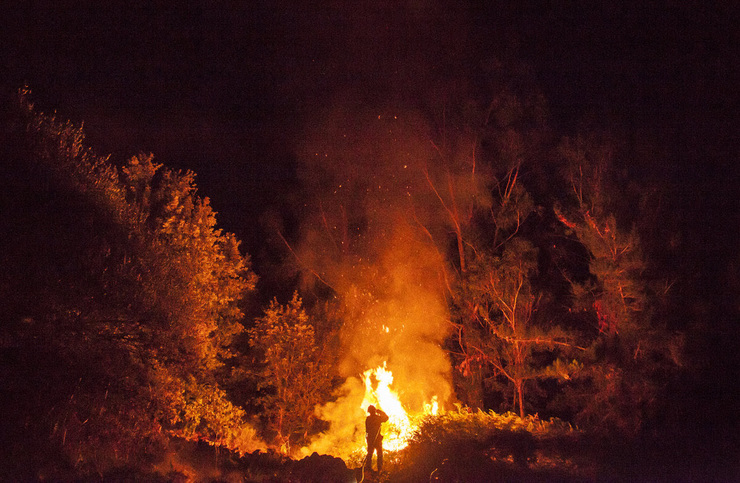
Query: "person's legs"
377 439 383 472
365 439 374 469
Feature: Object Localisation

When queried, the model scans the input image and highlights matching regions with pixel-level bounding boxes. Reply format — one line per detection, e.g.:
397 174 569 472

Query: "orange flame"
360 362 439 452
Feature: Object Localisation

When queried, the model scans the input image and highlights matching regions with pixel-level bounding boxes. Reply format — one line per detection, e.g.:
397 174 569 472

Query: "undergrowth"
391 405 595 482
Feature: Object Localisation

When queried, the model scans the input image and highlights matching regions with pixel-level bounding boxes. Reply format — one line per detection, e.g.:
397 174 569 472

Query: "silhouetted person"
365 405 389 472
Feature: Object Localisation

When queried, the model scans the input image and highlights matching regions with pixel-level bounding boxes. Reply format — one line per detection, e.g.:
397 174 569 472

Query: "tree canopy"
248 292 332 452
0 91 258 476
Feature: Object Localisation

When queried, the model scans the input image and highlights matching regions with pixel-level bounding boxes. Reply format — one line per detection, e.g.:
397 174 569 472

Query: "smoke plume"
291 98 487 456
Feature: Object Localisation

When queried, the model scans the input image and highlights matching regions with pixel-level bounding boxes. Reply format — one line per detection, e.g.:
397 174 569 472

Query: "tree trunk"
516 381 525 418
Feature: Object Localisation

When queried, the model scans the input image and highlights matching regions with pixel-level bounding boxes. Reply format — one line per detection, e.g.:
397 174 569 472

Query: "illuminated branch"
408 208 455 295
569 164 584 206
491 164 525 250
500 335 586 351
427 139 474 273
468 344 515 384
423 164 467 272
488 357 515 385
502 164 519 203
318 201 340 252
277 230 336 291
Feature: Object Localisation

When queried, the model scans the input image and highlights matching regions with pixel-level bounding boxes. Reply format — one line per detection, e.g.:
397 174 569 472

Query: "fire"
300 360 445 462
360 362 439 452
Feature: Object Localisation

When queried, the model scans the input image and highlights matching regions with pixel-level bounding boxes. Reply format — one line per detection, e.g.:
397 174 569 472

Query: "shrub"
393 406 591 482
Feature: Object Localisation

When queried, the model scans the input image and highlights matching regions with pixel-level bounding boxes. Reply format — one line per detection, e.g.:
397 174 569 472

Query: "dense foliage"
399 83 681 434
395 408 590 482
248 292 332 451
0 92 258 477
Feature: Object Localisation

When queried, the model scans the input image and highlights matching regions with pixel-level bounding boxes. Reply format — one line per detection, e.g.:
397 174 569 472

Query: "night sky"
2 3 738 329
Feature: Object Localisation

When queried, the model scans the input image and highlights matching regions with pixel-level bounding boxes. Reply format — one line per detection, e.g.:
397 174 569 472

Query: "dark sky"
2 1 738 290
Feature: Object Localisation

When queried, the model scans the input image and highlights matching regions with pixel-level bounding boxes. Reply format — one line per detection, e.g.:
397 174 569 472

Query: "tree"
0 91 258 476
460 238 582 418
248 292 331 453
416 81 580 417
554 133 680 434
446 162 583 417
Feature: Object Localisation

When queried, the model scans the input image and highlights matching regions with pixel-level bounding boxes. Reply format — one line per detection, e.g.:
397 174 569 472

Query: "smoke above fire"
291 98 488 456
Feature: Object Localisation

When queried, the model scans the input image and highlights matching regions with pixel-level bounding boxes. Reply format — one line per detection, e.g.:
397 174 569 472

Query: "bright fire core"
360 363 439 452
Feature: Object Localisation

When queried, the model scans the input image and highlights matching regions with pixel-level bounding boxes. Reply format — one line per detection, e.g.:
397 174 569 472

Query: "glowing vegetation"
0 85 690 480
394 406 592 482
248 293 331 452
0 92 260 477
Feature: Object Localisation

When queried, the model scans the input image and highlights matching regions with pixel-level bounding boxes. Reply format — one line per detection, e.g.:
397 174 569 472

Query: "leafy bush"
393 406 593 482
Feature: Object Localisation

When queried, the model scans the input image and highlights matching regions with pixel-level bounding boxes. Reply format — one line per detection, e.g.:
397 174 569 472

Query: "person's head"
368 405 376 415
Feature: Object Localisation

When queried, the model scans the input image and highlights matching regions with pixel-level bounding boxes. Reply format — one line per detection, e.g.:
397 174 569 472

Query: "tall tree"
451 168 581 417
0 91 258 477
418 78 580 417
554 133 680 434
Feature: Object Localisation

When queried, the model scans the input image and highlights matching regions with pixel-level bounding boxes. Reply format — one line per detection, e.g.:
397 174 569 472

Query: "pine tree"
554 133 680 434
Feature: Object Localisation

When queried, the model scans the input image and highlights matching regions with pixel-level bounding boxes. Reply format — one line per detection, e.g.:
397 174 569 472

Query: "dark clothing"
365 409 389 471
366 433 384 472
365 410 388 439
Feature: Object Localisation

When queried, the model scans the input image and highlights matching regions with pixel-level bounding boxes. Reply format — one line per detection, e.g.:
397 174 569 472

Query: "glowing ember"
360 362 440 452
